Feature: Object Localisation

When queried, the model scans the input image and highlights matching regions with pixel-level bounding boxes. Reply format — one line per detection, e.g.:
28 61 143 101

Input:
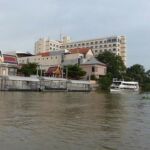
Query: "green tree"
98 73 113 90
96 51 126 90
97 51 126 79
18 63 38 76
66 64 86 79
126 64 145 83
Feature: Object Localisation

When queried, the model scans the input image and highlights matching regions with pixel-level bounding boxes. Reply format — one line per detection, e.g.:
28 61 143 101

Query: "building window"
95 41 98 44
82 43 85 46
99 45 103 48
95 50 98 53
95 46 98 48
86 43 89 45
99 41 103 44
112 38 117 42
90 42 93 45
92 66 95 72
104 40 107 43
78 44 81 46
107 39 111 43
113 48 116 51
113 44 116 46
104 45 107 47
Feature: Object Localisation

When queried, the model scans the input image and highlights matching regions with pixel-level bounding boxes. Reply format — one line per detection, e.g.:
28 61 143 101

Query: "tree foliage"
97 51 126 90
98 73 113 90
125 65 150 91
126 64 145 83
97 52 150 91
18 63 38 76
66 64 86 79
97 51 126 79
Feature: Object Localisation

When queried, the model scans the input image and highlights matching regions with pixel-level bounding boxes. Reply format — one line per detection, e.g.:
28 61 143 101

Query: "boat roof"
113 81 139 84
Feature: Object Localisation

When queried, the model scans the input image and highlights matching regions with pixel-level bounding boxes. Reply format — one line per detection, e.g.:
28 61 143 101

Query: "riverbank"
0 76 91 92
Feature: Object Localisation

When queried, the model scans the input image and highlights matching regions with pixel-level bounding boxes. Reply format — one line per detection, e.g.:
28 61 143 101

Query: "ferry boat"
110 80 139 92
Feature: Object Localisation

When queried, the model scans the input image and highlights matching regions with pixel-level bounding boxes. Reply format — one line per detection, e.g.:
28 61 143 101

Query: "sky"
0 0 150 69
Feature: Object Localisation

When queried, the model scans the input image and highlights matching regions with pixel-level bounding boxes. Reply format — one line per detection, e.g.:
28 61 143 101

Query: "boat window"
113 82 121 85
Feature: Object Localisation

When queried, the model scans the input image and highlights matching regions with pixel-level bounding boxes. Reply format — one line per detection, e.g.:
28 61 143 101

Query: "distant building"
62 35 126 65
34 35 127 65
34 38 62 54
46 66 62 77
0 51 18 76
80 57 107 79
62 48 93 66
17 50 67 70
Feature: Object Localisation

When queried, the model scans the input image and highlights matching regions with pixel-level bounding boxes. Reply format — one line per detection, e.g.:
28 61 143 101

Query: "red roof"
69 48 91 55
3 54 18 64
37 52 50 57
47 66 57 75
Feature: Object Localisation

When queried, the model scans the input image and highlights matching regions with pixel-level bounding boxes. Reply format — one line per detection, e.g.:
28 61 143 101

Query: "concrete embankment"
0 76 91 92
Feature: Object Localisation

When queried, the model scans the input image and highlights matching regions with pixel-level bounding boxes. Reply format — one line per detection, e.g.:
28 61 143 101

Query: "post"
66 67 68 79
62 66 63 78
36 65 39 77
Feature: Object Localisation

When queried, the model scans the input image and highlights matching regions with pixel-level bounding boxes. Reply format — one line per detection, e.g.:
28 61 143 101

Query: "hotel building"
34 38 62 54
34 35 127 65
61 36 127 65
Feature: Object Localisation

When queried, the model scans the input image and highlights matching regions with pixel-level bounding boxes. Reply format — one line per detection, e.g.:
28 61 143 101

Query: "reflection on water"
0 91 150 150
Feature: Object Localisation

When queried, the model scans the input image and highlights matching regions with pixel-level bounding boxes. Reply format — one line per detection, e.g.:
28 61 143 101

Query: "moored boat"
110 80 139 93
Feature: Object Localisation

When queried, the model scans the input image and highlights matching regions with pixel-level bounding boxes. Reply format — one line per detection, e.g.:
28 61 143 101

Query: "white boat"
110 80 139 92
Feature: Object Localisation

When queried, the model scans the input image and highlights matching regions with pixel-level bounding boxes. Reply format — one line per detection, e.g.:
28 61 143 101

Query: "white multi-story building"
34 38 62 54
34 35 127 65
18 51 64 70
61 36 127 65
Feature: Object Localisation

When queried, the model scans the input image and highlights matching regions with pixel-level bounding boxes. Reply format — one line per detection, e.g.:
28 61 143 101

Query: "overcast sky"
0 0 150 69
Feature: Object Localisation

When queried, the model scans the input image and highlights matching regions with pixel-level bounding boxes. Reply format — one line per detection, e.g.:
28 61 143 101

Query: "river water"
0 91 150 150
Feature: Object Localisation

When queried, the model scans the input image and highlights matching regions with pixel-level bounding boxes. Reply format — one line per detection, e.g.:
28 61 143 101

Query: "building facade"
17 51 63 70
34 38 62 54
0 52 18 76
80 57 107 79
61 36 126 65
35 35 127 65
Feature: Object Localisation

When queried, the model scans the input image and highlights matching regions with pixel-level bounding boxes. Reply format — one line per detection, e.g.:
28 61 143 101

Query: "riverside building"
61 36 127 65
34 35 127 65
34 38 62 54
